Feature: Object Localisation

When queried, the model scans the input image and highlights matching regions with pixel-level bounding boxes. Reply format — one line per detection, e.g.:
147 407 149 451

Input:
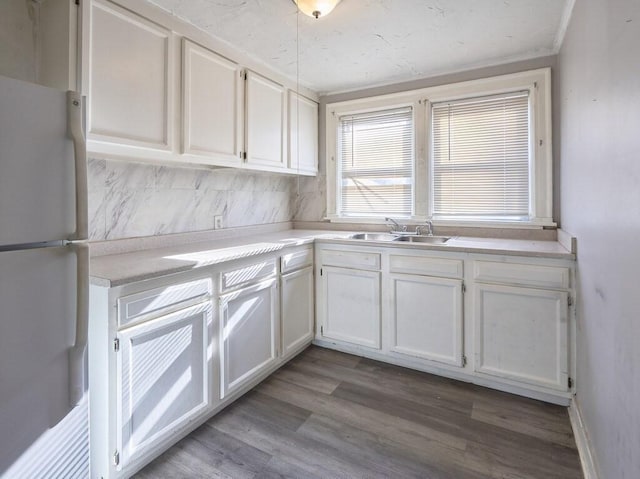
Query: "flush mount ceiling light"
293 0 342 19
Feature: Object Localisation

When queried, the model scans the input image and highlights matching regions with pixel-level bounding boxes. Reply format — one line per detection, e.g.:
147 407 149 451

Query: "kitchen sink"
348 233 451 244
393 235 451 244
348 233 399 241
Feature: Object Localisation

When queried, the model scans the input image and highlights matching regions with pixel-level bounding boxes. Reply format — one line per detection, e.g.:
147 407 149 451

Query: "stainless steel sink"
348 232 451 244
393 235 451 244
348 233 399 241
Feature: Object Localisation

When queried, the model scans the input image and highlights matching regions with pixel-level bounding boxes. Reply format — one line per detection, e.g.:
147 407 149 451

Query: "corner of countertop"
557 229 577 254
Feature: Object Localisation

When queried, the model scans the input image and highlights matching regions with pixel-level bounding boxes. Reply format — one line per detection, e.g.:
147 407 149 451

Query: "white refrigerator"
0 74 89 474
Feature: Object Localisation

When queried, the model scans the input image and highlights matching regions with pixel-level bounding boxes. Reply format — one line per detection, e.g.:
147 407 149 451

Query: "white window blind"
338 107 413 217
431 92 530 219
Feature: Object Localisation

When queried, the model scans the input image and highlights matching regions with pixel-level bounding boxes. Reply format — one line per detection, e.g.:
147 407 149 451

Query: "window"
325 69 553 227
431 92 530 220
338 107 413 217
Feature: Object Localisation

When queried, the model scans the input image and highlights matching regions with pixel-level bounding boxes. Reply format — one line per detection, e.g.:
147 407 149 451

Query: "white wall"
558 1 640 477
0 0 37 83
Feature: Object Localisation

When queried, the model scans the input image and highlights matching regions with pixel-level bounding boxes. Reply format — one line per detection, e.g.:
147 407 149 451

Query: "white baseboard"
568 398 599 479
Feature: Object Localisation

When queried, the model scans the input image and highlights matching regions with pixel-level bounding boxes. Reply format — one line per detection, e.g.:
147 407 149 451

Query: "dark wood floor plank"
133 438 233 479
187 421 272 478
471 394 577 449
330 377 579 459
238 389 313 432
295 345 362 368
270 363 341 394
289 353 475 416
329 378 582 479
330 379 472 439
257 376 468 454
463 440 583 479
135 346 583 479
356 356 482 399
212 404 391 479
253 456 324 479
134 421 270 479
298 412 488 479
133 452 195 479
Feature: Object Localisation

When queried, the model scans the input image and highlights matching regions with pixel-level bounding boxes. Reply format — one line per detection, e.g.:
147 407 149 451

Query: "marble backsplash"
291 173 327 222
88 158 294 241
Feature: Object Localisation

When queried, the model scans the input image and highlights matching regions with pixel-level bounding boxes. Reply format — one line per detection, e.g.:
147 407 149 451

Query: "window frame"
429 90 533 222
325 68 554 228
337 105 416 219
326 93 425 224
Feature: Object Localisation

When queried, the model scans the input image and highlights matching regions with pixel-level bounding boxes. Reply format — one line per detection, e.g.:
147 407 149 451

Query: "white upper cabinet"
288 91 318 175
83 0 318 174
87 0 175 158
182 40 243 167
245 71 286 171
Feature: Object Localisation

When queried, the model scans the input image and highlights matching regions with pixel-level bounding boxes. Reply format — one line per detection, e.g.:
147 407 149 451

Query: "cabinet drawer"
281 248 313 273
390 254 463 279
474 261 570 289
221 259 277 292
118 278 211 328
321 249 381 270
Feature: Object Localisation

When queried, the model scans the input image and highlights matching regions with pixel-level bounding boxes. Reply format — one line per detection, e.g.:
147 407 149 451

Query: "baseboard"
568 398 599 479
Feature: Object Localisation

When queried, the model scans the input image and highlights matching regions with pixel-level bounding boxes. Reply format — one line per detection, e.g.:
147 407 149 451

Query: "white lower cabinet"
116 302 212 468
90 247 315 478
315 243 575 404
320 266 381 349
474 283 569 391
281 266 314 359
90 272 216 478
219 278 279 398
389 273 463 367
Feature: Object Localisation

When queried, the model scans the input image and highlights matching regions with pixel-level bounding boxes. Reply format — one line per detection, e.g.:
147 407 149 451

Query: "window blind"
338 107 413 217
431 92 530 219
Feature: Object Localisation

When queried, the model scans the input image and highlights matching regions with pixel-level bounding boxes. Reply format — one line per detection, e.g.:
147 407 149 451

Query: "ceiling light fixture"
293 0 342 19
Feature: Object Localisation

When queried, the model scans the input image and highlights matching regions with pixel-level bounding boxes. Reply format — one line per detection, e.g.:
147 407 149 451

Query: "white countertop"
90 229 574 287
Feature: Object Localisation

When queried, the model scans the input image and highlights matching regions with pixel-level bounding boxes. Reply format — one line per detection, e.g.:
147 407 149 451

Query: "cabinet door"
389 274 463 367
288 91 318 175
474 283 569 391
245 71 285 170
320 266 381 349
220 279 278 398
89 0 174 154
117 302 212 469
182 40 243 167
281 266 314 359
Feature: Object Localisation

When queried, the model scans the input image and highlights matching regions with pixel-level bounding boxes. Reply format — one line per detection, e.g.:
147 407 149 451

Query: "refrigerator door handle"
67 91 88 241
69 241 89 406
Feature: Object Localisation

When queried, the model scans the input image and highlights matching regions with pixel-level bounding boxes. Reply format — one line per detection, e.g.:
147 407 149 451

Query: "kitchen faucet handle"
417 220 434 236
385 217 404 233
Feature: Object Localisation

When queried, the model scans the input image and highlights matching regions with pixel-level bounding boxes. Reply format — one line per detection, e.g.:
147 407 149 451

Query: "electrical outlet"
214 215 224 229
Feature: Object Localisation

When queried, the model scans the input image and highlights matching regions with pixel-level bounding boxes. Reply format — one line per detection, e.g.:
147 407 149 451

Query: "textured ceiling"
149 0 571 94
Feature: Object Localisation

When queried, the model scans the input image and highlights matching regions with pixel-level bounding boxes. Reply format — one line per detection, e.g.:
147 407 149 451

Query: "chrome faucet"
385 217 407 233
416 220 434 236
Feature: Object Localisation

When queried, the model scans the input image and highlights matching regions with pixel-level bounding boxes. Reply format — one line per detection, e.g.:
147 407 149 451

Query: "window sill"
325 216 556 230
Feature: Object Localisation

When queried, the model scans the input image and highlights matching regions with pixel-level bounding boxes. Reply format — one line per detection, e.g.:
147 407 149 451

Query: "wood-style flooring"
135 346 583 479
